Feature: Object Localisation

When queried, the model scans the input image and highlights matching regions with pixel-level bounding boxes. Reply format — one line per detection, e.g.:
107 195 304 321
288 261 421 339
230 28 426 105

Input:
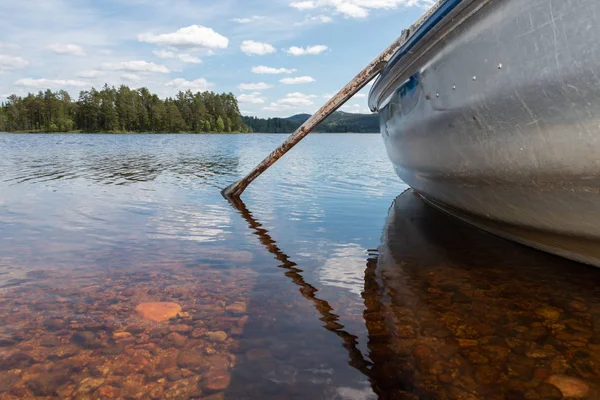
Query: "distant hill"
243 111 379 133
284 114 312 123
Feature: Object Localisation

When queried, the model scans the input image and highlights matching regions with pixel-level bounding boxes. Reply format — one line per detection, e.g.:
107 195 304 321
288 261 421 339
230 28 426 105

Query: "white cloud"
288 0 434 18
152 50 202 64
354 93 366 98
280 76 315 84
77 70 104 78
238 82 273 91
121 73 141 81
101 60 170 74
294 14 334 25
286 45 328 56
165 78 214 92
290 1 317 10
238 92 266 104
47 43 86 56
263 92 316 111
337 3 369 18
232 16 264 23
153 49 175 59
310 15 333 23
0 54 29 70
251 66 296 74
138 25 229 50
15 78 88 89
240 40 276 56
177 53 202 64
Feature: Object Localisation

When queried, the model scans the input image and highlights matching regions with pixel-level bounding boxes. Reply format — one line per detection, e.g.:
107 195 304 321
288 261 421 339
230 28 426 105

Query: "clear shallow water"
1 133 600 399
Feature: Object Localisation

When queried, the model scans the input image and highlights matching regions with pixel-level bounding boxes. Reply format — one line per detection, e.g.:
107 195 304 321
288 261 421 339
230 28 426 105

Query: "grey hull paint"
370 0 600 267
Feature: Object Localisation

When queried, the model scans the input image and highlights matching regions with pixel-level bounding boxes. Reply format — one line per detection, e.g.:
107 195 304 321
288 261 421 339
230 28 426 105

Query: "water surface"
1 133 599 399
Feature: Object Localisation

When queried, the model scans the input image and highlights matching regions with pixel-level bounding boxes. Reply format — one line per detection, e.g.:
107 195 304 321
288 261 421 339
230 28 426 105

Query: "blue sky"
0 0 434 117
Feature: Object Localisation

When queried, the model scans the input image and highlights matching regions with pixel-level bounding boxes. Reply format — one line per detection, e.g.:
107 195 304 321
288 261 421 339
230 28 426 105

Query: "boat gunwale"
368 0 489 111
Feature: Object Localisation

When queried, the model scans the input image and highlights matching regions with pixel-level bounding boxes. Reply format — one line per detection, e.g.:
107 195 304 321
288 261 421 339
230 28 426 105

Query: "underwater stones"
167 332 187 348
167 370 183 381
39 336 61 347
0 372 19 393
546 375 589 398
1 351 34 370
43 318 67 331
25 372 69 396
525 383 562 400
71 331 103 349
47 344 80 360
202 373 231 393
207 331 228 343
225 302 247 315
176 349 208 371
76 377 105 395
112 331 132 340
135 302 181 322
536 307 561 322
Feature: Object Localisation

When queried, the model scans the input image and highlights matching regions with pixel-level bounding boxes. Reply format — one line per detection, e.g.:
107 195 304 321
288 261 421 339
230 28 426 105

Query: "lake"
1 133 600 399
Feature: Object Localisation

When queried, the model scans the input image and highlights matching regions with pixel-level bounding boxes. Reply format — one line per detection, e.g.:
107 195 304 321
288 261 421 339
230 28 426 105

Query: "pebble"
176 349 208 371
113 331 132 339
167 370 183 381
76 377 105 394
536 307 561 322
207 331 228 343
202 374 231 392
225 302 247 315
26 372 69 396
71 331 101 348
546 375 589 398
168 332 187 348
135 302 182 322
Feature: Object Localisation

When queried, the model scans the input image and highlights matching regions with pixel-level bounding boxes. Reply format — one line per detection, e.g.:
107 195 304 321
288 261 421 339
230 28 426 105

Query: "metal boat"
369 0 600 267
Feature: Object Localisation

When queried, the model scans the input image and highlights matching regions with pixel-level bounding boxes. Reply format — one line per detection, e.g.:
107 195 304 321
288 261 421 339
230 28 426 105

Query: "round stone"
546 375 589 398
135 302 181 322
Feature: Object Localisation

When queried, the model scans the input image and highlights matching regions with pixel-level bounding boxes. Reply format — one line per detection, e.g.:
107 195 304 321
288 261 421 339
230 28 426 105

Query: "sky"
0 0 435 117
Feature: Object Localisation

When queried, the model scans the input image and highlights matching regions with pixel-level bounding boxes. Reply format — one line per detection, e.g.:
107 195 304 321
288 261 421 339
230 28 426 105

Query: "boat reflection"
228 190 600 399
368 190 600 399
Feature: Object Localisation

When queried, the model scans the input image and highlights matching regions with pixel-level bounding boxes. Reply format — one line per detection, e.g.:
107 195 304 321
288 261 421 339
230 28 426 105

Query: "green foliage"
1 85 249 133
216 116 225 132
242 111 379 133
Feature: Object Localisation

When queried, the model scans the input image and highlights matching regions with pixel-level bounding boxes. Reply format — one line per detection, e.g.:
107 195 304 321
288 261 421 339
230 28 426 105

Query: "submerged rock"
546 375 589 398
207 331 228 343
135 302 181 322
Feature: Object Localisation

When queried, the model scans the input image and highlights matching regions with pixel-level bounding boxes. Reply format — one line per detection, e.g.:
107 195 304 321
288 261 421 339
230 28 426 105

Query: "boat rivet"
472 76 477 81
498 63 503 69
452 85 456 90
436 93 440 98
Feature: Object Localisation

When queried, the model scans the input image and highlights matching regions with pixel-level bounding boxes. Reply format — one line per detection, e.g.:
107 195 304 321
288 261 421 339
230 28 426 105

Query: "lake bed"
1 134 600 399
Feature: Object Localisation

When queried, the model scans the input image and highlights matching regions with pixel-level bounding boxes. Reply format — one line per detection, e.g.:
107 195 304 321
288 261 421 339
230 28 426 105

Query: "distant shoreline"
0 131 379 134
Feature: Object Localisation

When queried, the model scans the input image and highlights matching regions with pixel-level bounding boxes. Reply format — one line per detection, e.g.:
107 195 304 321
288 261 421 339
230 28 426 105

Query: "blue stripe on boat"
380 0 465 78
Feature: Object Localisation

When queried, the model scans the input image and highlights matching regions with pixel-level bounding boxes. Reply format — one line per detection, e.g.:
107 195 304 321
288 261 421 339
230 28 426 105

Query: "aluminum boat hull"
369 0 600 267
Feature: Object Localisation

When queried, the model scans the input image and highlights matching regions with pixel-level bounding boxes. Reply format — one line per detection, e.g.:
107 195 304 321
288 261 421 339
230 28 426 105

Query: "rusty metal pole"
222 30 410 199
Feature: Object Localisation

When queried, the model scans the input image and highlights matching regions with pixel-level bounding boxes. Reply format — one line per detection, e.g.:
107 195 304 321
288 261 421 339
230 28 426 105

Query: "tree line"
243 111 379 134
0 85 250 133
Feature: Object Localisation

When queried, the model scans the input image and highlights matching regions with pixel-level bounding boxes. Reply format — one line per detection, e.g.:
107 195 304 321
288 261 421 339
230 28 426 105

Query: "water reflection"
367 190 600 399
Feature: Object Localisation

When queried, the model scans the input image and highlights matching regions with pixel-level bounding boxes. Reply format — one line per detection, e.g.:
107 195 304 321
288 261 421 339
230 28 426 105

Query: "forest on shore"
0 85 250 133
0 84 379 134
